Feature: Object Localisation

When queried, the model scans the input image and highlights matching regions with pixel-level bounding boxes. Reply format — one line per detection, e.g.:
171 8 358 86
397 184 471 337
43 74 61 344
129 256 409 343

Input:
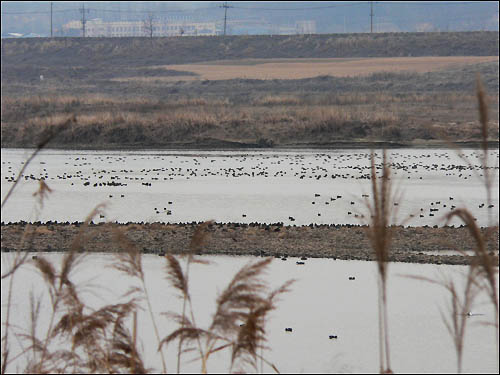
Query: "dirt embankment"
2 32 498 70
1 222 498 266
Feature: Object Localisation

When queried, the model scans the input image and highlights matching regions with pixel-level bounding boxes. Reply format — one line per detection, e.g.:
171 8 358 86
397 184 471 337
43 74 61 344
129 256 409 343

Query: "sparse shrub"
256 137 274 148
383 124 402 140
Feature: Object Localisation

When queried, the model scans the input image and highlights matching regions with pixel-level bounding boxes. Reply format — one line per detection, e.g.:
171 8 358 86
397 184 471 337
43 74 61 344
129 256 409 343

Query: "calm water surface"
1 253 497 373
2 148 498 373
1 148 498 227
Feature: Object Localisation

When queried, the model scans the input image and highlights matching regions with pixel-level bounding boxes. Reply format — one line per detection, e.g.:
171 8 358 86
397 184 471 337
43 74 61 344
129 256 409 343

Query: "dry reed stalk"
410 269 479 374
1 115 73 210
108 307 149 374
405 75 499 373
229 279 294 374
109 225 168 373
10 211 149 373
1 86 158 375
404 215 497 373
446 209 498 371
29 253 81 372
363 150 399 374
436 75 499 224
206 258 292 373
447 75 499 371
164 221 213 373
164 254 207 374
475 74 497 227
21 205 103 372
31 203 108 373
1 174 58 374
161 248 292 374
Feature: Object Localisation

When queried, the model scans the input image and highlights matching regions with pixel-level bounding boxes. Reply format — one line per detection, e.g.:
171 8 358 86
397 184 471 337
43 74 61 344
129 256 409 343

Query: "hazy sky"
1 1 498 35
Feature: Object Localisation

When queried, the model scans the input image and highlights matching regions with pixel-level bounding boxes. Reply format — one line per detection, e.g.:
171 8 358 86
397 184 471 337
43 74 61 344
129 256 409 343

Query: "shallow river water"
1 148 499 373
1 148 499 227
1 253 498 373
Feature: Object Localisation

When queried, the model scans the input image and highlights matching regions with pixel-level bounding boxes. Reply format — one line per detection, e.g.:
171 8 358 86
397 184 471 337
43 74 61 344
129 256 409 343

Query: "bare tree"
142 13 155 39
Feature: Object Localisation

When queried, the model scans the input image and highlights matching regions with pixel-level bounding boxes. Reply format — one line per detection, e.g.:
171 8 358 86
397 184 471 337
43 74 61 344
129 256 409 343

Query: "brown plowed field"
148 56 499 81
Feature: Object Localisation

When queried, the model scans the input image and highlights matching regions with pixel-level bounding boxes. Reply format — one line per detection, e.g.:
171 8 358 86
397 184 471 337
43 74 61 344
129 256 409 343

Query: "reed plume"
162 247 292 374
110 224 168 373
364 149 400 374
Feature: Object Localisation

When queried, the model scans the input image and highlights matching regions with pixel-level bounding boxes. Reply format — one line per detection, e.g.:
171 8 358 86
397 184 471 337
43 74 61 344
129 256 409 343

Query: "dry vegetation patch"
160 56 499 81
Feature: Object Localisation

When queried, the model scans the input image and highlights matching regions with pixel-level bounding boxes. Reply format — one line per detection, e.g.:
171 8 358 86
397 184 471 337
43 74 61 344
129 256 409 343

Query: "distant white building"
2 32 23 38
63 18 217 37
268 20 317 36
270 25 296 35
296 20 316 34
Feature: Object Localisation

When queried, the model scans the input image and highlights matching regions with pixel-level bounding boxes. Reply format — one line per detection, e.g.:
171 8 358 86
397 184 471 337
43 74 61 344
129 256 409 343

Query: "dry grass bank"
1 90 498 148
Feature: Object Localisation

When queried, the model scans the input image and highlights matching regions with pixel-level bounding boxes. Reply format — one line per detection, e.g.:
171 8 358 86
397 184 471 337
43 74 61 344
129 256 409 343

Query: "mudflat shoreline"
1 222 498 266
1 140 499 151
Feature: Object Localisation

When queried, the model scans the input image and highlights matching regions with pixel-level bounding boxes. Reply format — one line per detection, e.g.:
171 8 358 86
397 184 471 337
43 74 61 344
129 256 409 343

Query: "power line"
230 1 490 11
220 2 233 36
82 6 216 14
1 6 215 15
378 1 485 6
0 1 491 15
231 2 367 11
2 8 81 15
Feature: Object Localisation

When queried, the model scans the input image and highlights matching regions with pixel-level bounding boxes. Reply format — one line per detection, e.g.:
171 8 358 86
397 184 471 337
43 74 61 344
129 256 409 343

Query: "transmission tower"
220 2 233 36
80 3 90 37
370 1 374 33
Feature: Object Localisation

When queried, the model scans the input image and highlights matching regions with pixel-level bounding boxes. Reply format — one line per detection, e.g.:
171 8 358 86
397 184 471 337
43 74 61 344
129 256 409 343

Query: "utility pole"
370 1 374 33
50 2 53 37
220 1 233 36
79 3 89 37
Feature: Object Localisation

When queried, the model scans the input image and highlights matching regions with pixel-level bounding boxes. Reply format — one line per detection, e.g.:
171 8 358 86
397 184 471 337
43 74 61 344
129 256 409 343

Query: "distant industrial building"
296 20 316 34
62 19 217 37
61 18 316 37
268 20 316 35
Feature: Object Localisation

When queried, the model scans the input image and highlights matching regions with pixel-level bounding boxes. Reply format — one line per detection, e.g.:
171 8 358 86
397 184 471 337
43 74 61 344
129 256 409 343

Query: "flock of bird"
1 150 498 225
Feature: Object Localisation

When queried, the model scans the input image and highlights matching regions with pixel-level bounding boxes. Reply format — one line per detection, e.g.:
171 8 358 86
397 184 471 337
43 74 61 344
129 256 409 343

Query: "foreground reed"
363 149 401 374
0 118 292 373
1 75 498 375
1 173 292 374
404 75 498 373
439 76 498 373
